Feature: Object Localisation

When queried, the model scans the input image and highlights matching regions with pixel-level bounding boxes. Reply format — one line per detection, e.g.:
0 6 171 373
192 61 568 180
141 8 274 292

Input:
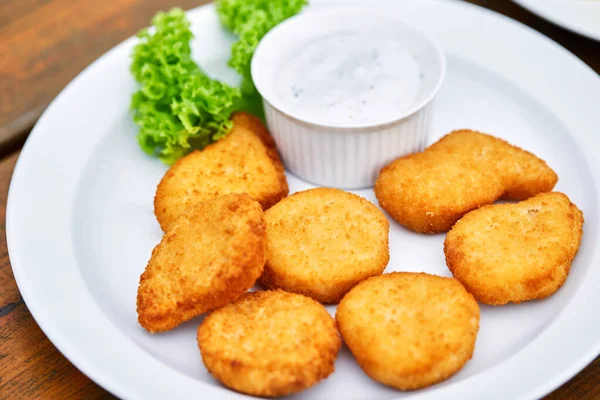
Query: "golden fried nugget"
261 188 389 304
154 112 288 232
444 192 583 305
374 130 558 233
336 272 479 391
137 194 266 333
198 290 341 397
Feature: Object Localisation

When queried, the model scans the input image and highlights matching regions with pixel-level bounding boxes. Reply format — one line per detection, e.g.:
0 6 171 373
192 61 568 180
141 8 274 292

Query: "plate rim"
514 0 600 42
6 1 600 399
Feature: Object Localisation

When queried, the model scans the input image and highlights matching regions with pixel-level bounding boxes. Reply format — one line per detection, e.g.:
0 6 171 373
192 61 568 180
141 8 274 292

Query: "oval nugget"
261 188 389 303
137 193 266 333
198 290 341 397
444 192 584 305
154 112 288 232
336 272 480 390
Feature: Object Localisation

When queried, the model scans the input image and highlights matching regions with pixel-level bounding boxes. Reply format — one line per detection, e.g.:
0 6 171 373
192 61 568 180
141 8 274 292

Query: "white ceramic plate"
7 1 600 399
514 0 600 42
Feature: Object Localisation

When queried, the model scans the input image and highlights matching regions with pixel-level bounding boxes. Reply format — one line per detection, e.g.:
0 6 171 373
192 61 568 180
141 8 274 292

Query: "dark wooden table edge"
0 104 47 157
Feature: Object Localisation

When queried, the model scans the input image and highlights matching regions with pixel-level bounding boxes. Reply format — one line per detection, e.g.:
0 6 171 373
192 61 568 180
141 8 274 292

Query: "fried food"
154 112 288 232
374 130 558 233
260 188 389 303
198 290 341 397
336 272 479 391
444 192 584 305
137 194 267 333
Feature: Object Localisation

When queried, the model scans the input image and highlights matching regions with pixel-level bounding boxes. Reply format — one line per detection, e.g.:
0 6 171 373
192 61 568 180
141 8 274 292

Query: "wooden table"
0 0 598 398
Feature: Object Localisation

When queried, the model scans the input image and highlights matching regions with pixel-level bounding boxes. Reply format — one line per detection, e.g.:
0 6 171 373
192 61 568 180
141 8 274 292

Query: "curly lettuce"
217 0 307 115
131 3 306 164
131 9 241 164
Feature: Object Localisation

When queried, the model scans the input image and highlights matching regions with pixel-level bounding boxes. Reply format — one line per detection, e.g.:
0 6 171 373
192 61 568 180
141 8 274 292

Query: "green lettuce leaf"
216 0 308 116
131 3 306 164
130 8 240 164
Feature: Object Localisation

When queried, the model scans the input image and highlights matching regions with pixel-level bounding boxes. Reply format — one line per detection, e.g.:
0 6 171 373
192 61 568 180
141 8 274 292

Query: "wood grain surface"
0 0 206 156
1 0 599 399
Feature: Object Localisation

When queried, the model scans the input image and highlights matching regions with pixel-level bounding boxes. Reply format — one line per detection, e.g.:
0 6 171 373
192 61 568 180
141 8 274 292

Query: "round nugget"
261 188 389 304
198 290 341 397
336 272 480 390
444 192 584 305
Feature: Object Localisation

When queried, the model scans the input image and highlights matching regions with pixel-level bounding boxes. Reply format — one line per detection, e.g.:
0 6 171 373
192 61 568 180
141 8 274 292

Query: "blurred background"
0 0 598 399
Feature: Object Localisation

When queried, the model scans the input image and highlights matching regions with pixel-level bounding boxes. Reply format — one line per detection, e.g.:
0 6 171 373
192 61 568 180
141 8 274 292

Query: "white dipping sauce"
276 33 423 125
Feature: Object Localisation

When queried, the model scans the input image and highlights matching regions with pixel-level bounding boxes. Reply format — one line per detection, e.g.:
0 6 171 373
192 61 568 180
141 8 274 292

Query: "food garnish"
130 2 306 164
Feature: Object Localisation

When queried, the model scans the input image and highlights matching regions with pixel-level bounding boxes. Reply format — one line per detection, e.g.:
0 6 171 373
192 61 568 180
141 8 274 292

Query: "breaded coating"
336 272 479 390
154 112 288 232
444 192 584 305
261 188 390 304
137 194 267 333
374 130 558 233
198 290 341 397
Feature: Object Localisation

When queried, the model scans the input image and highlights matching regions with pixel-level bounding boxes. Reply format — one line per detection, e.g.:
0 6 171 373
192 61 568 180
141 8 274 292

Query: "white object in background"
251 8 445 189
514 0 600 42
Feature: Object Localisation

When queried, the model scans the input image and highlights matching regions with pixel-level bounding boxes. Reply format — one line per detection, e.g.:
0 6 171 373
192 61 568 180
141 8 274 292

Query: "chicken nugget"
336 272 479 390
137 194 266 333
374 130 558 233
154 112 288 232
444 192 583 305
261 188 389 303
198 290 341 397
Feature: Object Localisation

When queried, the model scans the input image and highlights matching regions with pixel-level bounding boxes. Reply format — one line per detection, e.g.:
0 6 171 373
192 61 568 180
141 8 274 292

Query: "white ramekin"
251 8 446 189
